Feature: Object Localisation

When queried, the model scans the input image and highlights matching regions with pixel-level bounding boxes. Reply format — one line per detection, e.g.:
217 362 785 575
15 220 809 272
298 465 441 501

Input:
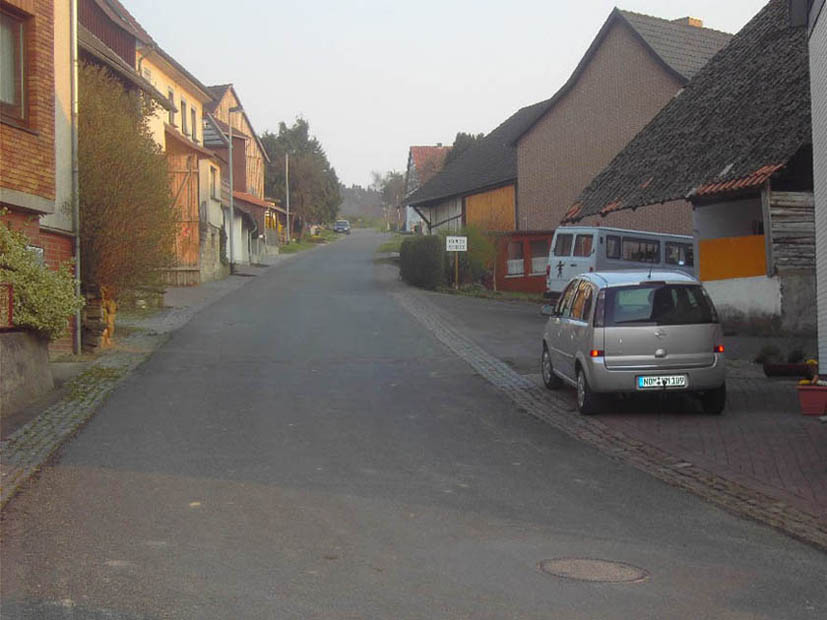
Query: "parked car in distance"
333 219 351 234
540 270 726 415
545 226 695 300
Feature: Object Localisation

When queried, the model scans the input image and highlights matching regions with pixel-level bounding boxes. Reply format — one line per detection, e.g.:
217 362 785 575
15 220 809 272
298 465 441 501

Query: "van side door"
560 280 596 379
546 279 579 378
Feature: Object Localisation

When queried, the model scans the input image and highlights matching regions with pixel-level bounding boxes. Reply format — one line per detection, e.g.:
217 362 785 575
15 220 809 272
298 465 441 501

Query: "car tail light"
590 349 604 358
546 264 551 277
714 345 725 354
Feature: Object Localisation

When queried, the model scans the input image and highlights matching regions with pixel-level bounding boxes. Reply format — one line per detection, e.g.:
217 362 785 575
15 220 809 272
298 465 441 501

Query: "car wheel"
541 345 563 390
576 367 600 415
700 383 726 415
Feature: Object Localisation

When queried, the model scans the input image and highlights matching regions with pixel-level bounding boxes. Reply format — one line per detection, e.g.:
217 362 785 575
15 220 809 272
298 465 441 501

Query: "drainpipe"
70 0 81 354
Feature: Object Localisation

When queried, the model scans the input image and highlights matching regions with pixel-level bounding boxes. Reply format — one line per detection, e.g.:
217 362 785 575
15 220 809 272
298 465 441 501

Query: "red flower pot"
796 385 827 416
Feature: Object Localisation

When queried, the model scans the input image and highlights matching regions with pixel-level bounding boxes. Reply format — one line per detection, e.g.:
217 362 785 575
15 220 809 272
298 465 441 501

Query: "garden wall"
0 331 54 417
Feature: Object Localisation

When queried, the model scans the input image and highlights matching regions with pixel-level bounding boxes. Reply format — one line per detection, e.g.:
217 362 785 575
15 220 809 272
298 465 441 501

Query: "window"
530 239 549 275
191 108 197 142
573 234 594 257
570 280 594 321
210 167 218 199
1 8 26 122
553 233 573 257
556 279 579 317
181 99 188 135
606 235 621 259
604 284 718 326
621 237 660 263
167 89 175 125
665 242 694 267
506 241 524 276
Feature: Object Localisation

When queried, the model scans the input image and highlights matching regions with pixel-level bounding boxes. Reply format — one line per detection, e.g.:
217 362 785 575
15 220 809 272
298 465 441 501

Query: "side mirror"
540 304 557 317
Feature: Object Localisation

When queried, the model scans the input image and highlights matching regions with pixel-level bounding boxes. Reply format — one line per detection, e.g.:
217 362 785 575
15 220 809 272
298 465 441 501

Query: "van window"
622 237 660 263
665 242 694 267
553 233 573 257
605 284 717 326
573 234 593 257
606 235 621 259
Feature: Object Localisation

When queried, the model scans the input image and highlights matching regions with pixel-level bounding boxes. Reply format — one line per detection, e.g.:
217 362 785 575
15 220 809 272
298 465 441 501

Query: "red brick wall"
517 20 692 234
0 0 56 204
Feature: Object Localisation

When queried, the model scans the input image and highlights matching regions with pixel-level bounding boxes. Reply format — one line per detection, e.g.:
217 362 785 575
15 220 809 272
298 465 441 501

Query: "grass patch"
280 229 342 254
376 234 404 254
437 283 546 304
66 366 126 401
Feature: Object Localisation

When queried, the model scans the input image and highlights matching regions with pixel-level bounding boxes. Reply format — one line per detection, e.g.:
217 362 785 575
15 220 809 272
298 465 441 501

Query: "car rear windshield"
603 284 717 326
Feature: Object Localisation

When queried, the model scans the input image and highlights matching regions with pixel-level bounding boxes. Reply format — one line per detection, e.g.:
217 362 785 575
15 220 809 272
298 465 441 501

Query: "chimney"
672 16 703 28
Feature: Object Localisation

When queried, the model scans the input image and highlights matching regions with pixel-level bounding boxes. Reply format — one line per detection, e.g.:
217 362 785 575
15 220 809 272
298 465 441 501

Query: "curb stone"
392 289 827 551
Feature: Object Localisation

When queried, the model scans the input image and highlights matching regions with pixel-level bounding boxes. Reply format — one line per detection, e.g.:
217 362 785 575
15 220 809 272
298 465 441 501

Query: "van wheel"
541 345 563 390
576 368 600 415
701 383 726 415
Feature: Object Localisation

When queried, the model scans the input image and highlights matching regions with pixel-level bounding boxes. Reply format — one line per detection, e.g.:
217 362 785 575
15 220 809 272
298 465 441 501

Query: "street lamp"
228 106 242 271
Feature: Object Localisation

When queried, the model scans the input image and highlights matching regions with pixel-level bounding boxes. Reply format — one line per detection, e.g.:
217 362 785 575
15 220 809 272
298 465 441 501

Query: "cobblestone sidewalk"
0 258 288 509
392 289 827 551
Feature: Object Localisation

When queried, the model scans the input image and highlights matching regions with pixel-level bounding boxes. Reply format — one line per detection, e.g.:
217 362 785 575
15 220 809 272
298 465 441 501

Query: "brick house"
203 84 276 262
514 9 731 234
402 145 450 232
569 0 814 334
1 0 76 353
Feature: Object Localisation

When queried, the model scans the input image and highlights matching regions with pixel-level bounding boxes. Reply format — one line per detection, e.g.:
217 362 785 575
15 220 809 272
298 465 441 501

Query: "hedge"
400 235 444 290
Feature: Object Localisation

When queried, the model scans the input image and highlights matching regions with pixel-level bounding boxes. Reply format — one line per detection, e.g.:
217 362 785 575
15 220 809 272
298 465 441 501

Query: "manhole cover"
539 558 649 583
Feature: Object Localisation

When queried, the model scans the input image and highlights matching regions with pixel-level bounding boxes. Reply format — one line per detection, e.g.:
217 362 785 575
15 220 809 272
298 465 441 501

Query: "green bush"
400 235 444 289
440 226 496 286
0 215 85 340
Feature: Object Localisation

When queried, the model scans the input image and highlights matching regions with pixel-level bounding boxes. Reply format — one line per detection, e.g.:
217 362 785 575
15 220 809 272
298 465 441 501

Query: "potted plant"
797 361 826 416
758 346 813 377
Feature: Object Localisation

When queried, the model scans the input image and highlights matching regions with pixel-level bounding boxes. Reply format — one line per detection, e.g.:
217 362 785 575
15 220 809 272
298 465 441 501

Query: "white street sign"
446 236 468 252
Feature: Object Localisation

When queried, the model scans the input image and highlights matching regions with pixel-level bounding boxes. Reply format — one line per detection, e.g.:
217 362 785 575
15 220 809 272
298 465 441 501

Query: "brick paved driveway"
421 291 827 523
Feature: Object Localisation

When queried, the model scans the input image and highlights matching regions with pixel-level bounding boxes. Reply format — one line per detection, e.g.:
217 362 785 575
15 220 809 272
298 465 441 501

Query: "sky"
125 0 770 188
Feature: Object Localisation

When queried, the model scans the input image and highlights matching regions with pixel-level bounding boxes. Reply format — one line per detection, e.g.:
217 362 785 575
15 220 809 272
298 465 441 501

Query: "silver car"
540 271 726 415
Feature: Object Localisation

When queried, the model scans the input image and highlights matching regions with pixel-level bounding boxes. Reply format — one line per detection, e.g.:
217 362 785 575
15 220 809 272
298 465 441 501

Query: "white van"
545 226 695 298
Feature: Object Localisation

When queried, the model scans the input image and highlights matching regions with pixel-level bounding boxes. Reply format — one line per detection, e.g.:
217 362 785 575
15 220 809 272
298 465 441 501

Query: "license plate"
637 375 687 389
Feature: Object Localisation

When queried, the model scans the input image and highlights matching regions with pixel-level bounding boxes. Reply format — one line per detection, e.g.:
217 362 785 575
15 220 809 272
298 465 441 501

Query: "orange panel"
466 185 515 232
699 235 766 282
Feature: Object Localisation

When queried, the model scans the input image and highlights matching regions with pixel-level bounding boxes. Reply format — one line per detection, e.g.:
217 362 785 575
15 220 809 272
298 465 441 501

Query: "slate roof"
511 8 732 145
407 100 550 207
204 84 270 163
104 0 213 101
619 11 733 80
567 0 811 223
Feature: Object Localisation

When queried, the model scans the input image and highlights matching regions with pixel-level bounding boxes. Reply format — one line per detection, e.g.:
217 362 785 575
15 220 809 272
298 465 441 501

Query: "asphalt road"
2 230 826 619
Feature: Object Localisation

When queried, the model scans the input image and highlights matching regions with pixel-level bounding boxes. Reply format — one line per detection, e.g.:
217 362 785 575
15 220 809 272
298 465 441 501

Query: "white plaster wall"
693 197 763 240
704 276 781 317
40 1 73 233
811 7 827 360
405 205 423 231
199 160 223 228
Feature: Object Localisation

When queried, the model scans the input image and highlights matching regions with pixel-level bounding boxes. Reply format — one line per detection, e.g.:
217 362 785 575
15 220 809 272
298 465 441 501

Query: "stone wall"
0 331 54 418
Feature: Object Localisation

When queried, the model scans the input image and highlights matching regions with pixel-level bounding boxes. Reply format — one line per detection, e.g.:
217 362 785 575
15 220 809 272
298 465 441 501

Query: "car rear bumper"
585 356 726 393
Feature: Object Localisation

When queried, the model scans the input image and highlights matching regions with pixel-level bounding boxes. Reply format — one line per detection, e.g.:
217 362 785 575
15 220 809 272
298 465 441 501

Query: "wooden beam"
761 181 774 276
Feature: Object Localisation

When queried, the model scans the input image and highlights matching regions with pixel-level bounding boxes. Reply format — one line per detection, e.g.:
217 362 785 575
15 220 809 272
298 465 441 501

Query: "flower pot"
796 385 827 416
763 362 813 377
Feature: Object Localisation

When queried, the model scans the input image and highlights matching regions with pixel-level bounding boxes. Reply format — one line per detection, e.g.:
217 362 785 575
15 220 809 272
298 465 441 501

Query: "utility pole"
285 151 291 243
228 106 242 271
